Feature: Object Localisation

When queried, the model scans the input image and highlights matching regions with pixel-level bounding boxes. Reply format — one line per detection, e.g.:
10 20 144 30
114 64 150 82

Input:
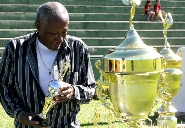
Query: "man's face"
35 16 69 51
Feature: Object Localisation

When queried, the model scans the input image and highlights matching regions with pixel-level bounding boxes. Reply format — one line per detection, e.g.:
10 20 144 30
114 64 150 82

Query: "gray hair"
36 2 69 25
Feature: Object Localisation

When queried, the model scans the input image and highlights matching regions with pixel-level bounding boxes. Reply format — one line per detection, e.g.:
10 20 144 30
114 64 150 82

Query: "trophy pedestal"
128 115 147 128
157 101 177 128
32 115 49 126
177 124 185 128
157 116 177 128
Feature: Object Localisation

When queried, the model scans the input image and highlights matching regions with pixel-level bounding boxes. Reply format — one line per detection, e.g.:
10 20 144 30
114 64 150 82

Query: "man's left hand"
54 83 74 103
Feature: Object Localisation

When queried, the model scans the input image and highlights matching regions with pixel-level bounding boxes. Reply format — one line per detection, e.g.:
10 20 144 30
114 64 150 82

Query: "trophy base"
31 115 49 126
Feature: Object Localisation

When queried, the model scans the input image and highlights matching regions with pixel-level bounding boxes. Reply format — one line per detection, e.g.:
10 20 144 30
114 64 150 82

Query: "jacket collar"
27 31 39 83
27 31 71 83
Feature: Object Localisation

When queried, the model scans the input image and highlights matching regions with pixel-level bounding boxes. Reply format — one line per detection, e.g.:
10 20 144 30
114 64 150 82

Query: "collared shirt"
0 31 96 128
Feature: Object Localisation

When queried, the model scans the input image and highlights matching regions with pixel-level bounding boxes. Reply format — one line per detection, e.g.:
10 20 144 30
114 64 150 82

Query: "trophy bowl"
162 68 182 99
109 73 160 124
96 64 162 127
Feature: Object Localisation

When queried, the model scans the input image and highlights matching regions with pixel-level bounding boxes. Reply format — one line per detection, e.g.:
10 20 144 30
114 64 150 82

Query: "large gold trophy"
32 61 71 126
157 13 183 128
95 0 163 127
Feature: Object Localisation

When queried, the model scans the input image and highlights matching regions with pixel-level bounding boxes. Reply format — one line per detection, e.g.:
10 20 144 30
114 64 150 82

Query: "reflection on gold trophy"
157 13 183 128
32 61 71 126
95 0 164 127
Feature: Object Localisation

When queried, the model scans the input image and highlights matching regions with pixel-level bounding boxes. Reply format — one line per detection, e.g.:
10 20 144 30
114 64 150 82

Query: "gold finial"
129 2 136 26
159 13 173 46
121 0 141 26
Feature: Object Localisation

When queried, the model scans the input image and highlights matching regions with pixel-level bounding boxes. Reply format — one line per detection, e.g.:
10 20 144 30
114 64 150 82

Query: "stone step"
0 21 35 29
140 1 185 7
69 21 185 30
88 46 184 56
0 29 184 38
0 0 122 5
0 12 184 22
1 20 185 29
0 45 183 58
89 45 185 56
0 36 184 48
0 12 35 20
80 37 185 46
68 30 184 38
0 0 184 7
0 4 184 14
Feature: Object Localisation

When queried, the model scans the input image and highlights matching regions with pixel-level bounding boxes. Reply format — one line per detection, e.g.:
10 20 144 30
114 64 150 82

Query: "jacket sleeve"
0 41 25 120
69 40 96 104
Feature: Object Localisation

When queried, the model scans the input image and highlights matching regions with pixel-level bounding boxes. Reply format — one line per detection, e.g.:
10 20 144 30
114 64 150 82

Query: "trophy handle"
95 60 127 118
40 97 56 119
176 47 183 70
59 61 71 81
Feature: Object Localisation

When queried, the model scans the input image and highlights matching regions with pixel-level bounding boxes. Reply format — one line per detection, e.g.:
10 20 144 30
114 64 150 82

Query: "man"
0 2 96 128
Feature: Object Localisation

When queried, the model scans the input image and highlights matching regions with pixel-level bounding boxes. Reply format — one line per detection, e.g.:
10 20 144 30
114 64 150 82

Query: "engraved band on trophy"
32 61 71 126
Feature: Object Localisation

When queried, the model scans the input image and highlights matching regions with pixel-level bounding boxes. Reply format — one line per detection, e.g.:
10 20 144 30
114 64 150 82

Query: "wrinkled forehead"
48 14 69 25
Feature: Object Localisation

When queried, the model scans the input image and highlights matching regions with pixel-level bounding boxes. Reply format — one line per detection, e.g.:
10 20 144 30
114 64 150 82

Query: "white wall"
172 47 185 112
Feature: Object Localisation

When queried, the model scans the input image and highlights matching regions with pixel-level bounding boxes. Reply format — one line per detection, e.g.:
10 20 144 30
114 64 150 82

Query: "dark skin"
19 14 75 128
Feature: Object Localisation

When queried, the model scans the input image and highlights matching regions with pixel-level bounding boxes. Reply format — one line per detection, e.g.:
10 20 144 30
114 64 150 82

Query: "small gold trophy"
157 13 183 128
32 61 71 126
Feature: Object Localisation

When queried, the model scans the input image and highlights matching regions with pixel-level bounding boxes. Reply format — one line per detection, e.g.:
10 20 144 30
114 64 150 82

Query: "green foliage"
0 100 127 128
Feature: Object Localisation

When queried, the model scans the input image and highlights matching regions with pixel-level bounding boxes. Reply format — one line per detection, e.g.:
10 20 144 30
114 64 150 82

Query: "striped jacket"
0 31 96 128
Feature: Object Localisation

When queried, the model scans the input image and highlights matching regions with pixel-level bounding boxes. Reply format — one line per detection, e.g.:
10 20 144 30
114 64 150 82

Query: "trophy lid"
116 25 149 50
103 25 162 73
160 42 182 68
164 68 183 75
157 102 177 113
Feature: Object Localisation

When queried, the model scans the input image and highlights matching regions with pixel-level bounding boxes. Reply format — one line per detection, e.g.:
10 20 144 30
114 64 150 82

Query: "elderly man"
0 2 96 128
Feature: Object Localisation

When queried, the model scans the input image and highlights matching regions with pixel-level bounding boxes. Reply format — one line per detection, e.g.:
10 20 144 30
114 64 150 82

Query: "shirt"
154 4 161 12
145 4 151 14
36 38 58 96
0 31 96 128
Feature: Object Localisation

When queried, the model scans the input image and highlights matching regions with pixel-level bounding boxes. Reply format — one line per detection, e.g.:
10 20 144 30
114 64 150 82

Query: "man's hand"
19 112 50 128
55 83 75 103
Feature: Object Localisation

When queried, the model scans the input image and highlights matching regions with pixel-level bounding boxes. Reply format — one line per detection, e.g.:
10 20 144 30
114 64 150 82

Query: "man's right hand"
19 112 50 128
